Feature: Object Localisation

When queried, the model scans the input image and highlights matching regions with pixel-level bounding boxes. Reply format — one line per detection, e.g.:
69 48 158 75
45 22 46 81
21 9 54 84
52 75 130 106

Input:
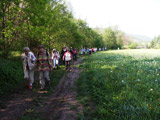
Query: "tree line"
0 0 137 59
150 35 160 48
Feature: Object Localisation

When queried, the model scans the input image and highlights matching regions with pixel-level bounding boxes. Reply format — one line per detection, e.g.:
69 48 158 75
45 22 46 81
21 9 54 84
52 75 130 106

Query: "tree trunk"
1 1 10 59
2 4 5 42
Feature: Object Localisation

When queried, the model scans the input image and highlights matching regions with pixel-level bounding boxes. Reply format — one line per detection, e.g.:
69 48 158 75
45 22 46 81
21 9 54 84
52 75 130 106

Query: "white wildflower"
150 88 153 91
137 79 141 82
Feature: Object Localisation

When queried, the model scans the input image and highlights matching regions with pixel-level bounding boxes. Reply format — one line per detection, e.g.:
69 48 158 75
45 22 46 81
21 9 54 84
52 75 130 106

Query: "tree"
0 0 103 58
103 28 117 49
150 35 160 48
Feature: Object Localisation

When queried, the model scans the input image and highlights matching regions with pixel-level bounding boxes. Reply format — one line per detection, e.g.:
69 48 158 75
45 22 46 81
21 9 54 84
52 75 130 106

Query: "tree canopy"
0 0 146 58
150 35 160 49
0 0 104 58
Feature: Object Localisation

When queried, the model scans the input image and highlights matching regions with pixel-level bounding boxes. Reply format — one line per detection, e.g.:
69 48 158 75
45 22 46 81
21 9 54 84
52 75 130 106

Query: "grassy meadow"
77 49 160 120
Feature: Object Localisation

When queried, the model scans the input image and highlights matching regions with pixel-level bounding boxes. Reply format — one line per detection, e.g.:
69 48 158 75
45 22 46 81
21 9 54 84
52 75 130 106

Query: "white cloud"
66 0 160 38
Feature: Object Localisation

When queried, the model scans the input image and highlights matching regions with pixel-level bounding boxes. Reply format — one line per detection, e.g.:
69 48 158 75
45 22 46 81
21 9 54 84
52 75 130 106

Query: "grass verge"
77 49 160 120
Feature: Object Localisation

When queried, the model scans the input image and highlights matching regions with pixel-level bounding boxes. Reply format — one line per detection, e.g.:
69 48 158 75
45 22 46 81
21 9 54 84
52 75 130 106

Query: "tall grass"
77 49 160 120
0 51 24 96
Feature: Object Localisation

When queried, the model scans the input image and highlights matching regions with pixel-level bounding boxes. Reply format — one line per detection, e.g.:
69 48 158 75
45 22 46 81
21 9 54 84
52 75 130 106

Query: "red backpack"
73 50 77 54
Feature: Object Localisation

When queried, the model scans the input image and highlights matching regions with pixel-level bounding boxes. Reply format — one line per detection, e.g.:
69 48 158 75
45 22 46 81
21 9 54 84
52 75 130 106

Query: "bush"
129 43 138 49
0 59 24 95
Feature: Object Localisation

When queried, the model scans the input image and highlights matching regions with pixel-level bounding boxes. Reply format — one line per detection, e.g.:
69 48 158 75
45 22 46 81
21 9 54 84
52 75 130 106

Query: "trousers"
24 69 34 86
39 71 50 88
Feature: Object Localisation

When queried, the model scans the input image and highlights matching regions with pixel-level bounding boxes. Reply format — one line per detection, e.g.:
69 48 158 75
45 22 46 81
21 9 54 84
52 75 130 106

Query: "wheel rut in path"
36 57 84 120
0 57 84 120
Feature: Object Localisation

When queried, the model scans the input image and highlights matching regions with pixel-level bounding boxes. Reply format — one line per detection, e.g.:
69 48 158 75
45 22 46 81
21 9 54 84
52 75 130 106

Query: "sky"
66 0 160 38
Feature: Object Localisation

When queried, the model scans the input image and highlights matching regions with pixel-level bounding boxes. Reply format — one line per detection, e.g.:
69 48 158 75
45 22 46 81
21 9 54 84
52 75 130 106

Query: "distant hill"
93 27 153 44
126 34 152 43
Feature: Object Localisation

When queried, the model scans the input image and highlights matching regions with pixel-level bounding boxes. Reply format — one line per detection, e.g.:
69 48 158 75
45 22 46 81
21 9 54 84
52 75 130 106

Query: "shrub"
0 59 24 95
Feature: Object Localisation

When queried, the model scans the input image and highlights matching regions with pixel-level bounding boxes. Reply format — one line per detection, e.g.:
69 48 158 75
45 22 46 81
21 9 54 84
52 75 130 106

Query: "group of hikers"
81 48 96 55
21 45 78 90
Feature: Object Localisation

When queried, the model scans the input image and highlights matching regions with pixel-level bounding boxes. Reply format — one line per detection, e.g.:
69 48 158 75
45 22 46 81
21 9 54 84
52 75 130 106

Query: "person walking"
70 47 73 55
35 45 52 90
63 48 72 71
81 48 83 55
21 47 36 90
61 46 67 65
89 48 92 54
52 49 60 69
87 48 89 55
83 48 86 54
73 48 78 61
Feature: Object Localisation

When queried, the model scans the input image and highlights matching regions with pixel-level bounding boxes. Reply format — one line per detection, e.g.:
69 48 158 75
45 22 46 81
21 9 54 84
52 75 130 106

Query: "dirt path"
0 58 84 120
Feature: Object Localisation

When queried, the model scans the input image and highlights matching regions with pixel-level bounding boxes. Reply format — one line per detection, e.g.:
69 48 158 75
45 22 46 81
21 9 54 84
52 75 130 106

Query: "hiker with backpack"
87 48 89 55
70 47 73 55
73 48 78 61
21 47 36 90
35 45 53 90
52 49 60 70
63 48 72 71
89 48 92 54
70 47 74 61
61 46 67 65
81 48 83 55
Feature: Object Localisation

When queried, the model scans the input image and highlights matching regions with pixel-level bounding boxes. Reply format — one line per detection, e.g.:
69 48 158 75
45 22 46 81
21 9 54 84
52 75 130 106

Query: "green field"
77 49 160 120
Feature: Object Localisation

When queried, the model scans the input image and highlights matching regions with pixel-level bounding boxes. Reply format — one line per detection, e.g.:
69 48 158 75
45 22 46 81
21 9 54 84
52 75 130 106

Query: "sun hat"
24 47 30 51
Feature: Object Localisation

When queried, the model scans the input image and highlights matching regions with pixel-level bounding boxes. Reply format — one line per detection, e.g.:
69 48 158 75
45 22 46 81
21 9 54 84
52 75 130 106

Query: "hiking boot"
40 86 45 91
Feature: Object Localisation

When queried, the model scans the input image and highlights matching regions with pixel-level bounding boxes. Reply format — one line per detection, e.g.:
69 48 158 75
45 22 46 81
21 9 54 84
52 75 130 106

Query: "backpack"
65 52 71 61
37 50 49 63
73 50 77 54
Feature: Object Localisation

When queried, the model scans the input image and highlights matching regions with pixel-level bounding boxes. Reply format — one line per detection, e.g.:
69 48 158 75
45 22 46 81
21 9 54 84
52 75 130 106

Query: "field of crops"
77 49 160 120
